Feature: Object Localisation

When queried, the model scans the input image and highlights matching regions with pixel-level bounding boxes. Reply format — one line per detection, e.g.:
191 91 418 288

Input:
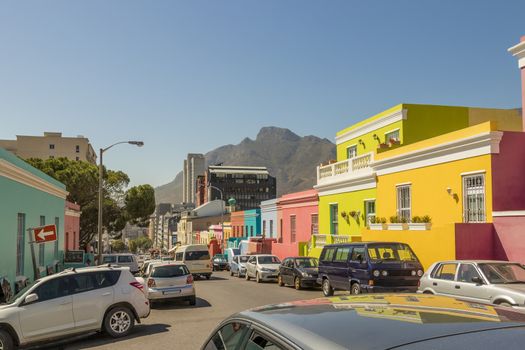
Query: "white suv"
0 266 150 349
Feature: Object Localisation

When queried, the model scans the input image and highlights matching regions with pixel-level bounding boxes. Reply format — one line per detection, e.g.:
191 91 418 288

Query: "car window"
321 247 335 262
233 256 238 263
295 258 318 268
334 247 350 263
258 256 280 264
246 331 284 350
349 247 365 262
248 256 256 264
118 255 133 263
152 265 189 278
204 322 249 350
239 256 249 263
186 251 211 261
94 271 121 288
432 263 458 281
102 256 117 263
175 252 183 261
478 263 525 284
69 273 96 294
457 264 482 283
32 277 70 302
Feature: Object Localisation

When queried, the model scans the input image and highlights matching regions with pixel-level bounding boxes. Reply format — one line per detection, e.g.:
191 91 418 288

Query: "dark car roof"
284 256 318 260
324 241 408 248
233 294 525 350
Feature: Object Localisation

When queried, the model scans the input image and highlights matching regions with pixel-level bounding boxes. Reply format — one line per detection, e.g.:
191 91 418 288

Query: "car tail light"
187 275 194 284
147 278 156 287
417 279 421 288
130 281 144 291
368 280 374 286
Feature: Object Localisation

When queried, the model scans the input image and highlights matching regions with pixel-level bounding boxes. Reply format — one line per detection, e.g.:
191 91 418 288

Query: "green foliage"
129 239 138 253
134 235 153 252
412 215 431 223
412 216 422 223
111 239 126 252
125 185 156 227
389 215 408 224
422 215 432 223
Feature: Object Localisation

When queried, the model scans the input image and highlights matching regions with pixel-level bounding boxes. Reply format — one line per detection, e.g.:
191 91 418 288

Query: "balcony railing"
331 235 350 244
312 234 328 247
317 152 374 185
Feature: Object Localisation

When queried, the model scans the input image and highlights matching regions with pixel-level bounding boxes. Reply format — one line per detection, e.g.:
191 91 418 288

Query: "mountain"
154 127 336 204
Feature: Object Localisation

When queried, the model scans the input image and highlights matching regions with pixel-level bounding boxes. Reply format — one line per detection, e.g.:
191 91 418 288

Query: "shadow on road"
152 297 212 310
195 275 228 281
37 323 171 350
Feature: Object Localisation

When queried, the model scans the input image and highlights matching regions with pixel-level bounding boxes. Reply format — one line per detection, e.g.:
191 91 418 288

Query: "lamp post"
208 185 224 250
97 140 143 265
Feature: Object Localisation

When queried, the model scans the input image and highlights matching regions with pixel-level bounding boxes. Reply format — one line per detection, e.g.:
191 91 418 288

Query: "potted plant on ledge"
388 215 408 230
369 216 387 230
408 215 432 230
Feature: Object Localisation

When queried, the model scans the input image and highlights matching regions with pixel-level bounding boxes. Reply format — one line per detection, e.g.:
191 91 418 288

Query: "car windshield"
102 256 117 263
151 265 189 278
5 281 34 304
478 263 525 284
295 258 318 268
186 251 210 261
239 256 249 263
258 256 280 264
231 249 240 255
367 243 419 262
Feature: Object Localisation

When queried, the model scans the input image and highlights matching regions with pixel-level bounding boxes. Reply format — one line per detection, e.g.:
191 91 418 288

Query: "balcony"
316 152 374 188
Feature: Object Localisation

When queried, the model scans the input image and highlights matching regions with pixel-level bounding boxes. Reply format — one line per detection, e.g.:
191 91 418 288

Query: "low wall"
494 217 525 263
271 242 299 260
455 223 496 260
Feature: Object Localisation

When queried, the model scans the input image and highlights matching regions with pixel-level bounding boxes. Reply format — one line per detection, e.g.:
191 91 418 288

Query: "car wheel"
322 278 334 297
189 296 196 306
256 272 261 283
104 307 135 338
206 274 211 280
294 277 302 290
245 272 250 281
277 275 284 287
351 282 361 295
0 329 14 350
230 270 234 277
497 301 512 307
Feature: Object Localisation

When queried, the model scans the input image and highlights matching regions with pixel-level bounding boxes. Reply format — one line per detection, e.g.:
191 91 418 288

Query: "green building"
0 148 67 300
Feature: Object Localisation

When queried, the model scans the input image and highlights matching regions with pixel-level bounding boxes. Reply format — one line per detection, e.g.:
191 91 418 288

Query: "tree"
111 240 126 252
135 236 153 251
125 185 156 227
129 239 138 253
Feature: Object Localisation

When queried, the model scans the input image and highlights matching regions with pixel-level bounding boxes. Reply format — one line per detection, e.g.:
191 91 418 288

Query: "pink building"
271 189 318 260
64 201 81 251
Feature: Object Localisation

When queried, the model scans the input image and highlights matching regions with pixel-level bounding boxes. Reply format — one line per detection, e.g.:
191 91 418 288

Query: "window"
186 251 210 261
290 215 296 243
16 213 26 276
49 144 55 149
118 255 133 263
75 156 79 161
175 252 183 261
350 247 365 262
364 200 376 225
457 264 482 283
49 155 54 159
321 247 336 262
204 322 249 350
152 265 189 278
250 226 253 236
246 331 284 350
396 185 411 222
248 256 256 264
269 220 273 236
330 204 338 234
102 256 117 263
54 217 59 259
75 145 80 153
463 174 486 223
432 263 458 281
385 129 400 143
69 274 96 294
262 220 266 235
346 145 357 159
94 271 120 288
311 214 318 235
334 247 350 262
39 216 45 266
33 277 70 302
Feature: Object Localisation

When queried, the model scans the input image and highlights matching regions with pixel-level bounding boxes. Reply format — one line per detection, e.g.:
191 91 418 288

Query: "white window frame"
364 200 376 225
290 215 297 243
385 129 400 143
346 144 358 159
330 204 339 235
311 214 319 235
463 174 486 223
16 213 25 276
396 185 411 222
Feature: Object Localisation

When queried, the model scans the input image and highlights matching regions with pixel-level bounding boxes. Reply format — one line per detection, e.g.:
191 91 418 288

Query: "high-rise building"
0 132 97 164
182 153 205 204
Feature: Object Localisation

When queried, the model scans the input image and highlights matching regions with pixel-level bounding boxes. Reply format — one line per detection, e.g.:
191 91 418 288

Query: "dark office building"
205 165 277 210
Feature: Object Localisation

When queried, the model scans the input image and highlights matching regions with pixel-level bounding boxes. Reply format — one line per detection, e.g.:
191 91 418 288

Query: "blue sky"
1 1 524 187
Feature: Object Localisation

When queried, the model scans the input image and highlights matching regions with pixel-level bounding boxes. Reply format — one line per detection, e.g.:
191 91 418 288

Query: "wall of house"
230 211 245 238
64 201 80 251
455 223 498 260
260 199 278 238
244 209 261 237
493 217 525 263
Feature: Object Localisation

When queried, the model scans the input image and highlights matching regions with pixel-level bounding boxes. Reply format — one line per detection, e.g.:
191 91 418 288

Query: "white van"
174 244 212 279
101 253 140 274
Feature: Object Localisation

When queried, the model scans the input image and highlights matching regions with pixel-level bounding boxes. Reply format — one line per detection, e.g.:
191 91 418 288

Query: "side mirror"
472 277 483 285
24 293 39 304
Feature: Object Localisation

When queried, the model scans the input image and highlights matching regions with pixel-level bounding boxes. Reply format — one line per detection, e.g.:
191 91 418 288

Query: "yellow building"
310 104 521 260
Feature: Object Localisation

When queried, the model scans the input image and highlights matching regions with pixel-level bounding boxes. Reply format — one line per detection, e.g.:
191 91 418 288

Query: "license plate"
163 290 181 295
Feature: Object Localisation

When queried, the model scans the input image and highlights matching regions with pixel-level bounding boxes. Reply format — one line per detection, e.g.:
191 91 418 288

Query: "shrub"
422 215 432 223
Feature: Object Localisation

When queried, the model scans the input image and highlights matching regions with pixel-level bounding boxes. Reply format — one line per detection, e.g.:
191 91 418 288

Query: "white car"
0 266 150 350
230 255 249 278
145 263 196 305
101 254 140 274
245 255 281 283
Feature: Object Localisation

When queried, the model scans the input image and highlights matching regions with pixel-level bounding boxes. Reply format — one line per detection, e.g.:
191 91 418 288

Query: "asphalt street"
44 271 324 350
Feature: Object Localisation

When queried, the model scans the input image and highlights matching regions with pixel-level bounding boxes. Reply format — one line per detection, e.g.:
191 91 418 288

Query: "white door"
18 277 75 342
453 263 491 303
430 262 459 297
247 256 257 277
70 272 115 330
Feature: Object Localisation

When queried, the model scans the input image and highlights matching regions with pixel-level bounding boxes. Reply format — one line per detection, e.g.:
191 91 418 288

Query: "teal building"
244 209 261 237
0 148 67 300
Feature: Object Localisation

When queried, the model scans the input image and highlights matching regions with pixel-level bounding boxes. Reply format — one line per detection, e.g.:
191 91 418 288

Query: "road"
55 271 324 350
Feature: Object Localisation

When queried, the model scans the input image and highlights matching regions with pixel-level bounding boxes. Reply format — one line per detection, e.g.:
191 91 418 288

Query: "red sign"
33 225 57 243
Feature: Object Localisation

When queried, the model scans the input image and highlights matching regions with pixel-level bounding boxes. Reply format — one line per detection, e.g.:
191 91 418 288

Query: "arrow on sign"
33 224 57 243
36 229 54 240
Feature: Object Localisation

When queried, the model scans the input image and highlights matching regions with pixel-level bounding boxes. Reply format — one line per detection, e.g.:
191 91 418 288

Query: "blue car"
317 242 423 296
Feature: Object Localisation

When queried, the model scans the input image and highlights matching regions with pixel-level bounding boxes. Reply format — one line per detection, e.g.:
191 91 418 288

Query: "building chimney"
508 36 525 131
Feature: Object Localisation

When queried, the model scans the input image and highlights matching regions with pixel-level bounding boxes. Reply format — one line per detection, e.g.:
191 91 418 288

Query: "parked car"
100 254 140 274
230 255 249 277
174 244 212 279
202 293 525 350
0 266 149 350
212 254 228 271
145 262 196 306
140 259 162 276
225 248 241 270
318 242 423 296
278 257 319 290
418 260 525 306
245 255 281 283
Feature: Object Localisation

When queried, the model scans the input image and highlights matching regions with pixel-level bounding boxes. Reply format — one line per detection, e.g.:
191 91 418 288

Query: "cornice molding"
0 159 68 199
493 210 525 217
373 131 503 176
315 173 376 196
335 109 407 145
508 40 525 69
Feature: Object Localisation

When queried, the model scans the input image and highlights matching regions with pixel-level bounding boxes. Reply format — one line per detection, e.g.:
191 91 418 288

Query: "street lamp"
208 185 225 250
97 140 144 265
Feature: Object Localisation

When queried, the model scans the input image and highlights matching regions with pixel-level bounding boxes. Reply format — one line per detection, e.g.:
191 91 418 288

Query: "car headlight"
381 270 388 277
261 268 270 272
417 269 423 277
373 270 380 277
301 271 309 277
411 270 416 276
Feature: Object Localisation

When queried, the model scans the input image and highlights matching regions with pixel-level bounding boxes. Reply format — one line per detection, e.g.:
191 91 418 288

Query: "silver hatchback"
418 260 525 306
